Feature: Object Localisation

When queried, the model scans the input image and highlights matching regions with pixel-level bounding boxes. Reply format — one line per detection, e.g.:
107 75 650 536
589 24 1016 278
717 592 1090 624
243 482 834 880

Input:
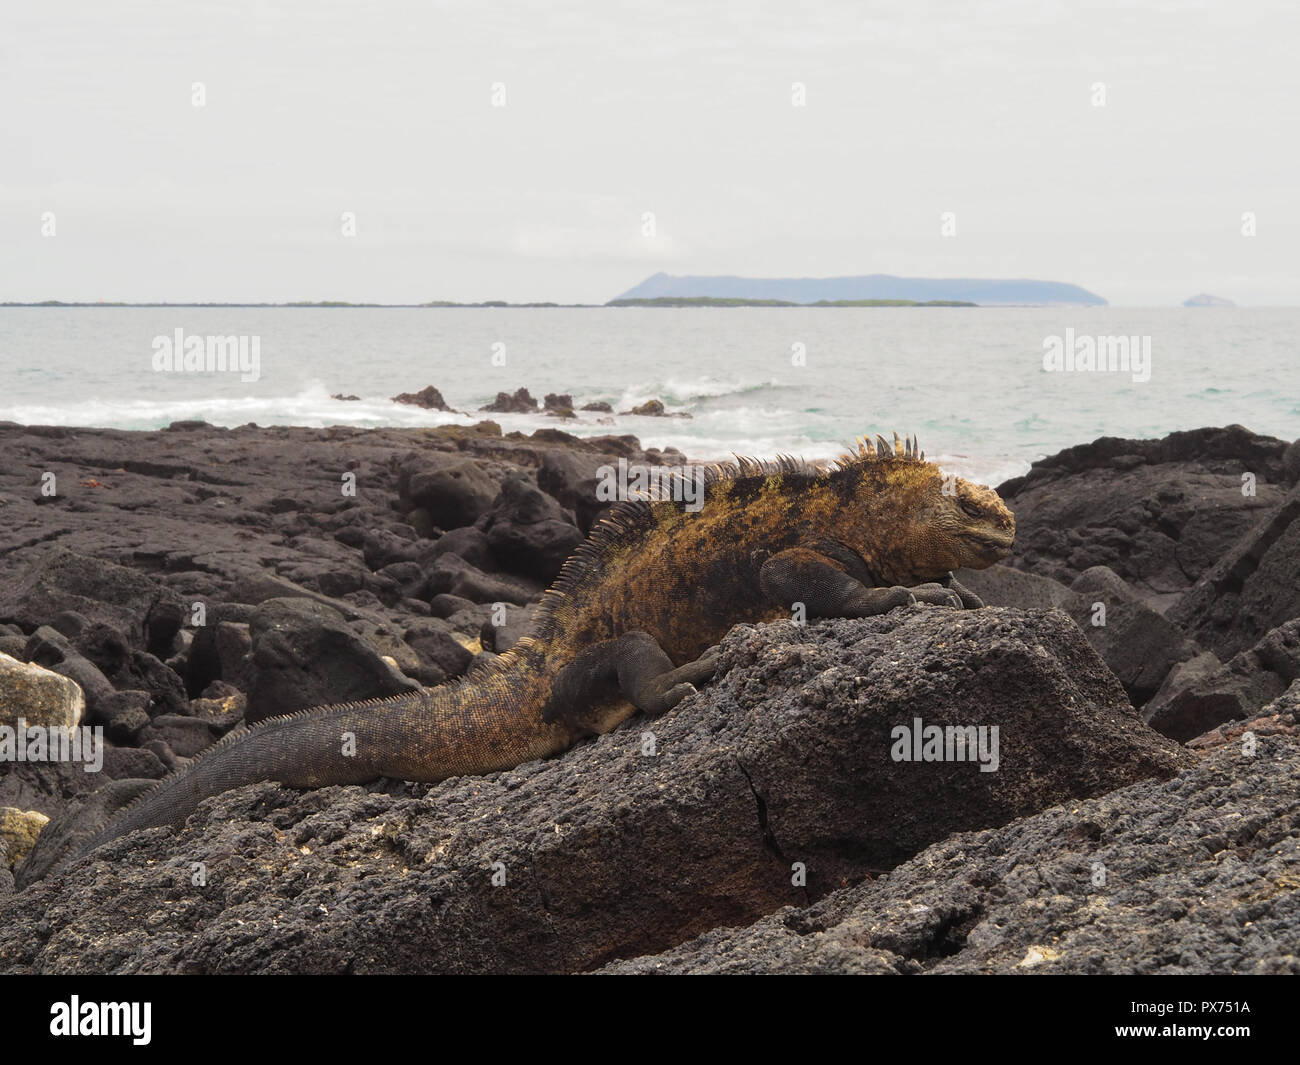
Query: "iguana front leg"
941 571 985 609
543 632 720 724
759 546 967 616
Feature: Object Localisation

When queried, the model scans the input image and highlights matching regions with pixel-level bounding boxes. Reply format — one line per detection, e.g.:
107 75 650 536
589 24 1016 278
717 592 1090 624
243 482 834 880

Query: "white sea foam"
0 383 467 432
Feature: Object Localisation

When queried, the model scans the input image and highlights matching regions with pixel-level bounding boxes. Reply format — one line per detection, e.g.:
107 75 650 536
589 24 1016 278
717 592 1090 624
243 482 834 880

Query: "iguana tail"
18 657 567 886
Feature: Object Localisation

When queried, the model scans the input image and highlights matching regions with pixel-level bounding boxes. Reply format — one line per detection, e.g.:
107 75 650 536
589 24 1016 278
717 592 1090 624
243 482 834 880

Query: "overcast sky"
4 0 1297 305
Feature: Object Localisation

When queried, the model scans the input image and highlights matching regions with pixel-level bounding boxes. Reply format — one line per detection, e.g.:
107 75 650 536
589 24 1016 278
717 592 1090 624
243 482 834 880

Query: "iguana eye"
960 500 983 518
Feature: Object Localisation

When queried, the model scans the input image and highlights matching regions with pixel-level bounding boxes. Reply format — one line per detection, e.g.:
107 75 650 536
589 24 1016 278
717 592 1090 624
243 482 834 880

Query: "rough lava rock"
1 420 1294 973
543 393 576 419
0 422 664 652
481 475 584 583
619 398 691 418
390 385 453 411
535 449 610 533
601 734 1299 975
480 603 538 653
186 615 254 696
1187 679 1300 751
424 552 543 606
1143 618 1300 742
480 388 539 414
244 598 420 724
0 608 1187 973
954 564 1198 705
997 426 1292 608
402 459 500 531
0 549 183 654
1170 481 1300 658
535 446 684 534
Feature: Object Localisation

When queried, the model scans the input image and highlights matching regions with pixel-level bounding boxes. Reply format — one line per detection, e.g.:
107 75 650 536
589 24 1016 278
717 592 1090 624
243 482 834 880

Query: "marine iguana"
20 433 1014 885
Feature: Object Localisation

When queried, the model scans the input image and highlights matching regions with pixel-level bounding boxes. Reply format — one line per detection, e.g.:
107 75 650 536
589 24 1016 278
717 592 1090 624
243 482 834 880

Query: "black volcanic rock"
619 398 691 418
244 598 419 724
21 628 116 719
401 458 500 531
423 552 542 606
997 426 1292 607
1285 438 1300 485
480 388 538 414
0 549 184 652
953 564 1199 706
536 449 608 533
1143 618 1300 741
1170 481 1300 658
536 445 685 534
417 526 495 571
184 606 255 696
543 394 577 420
0 422 460 645
400 620 474 685
95 690 152 743
481 475 583 583
0 609 1187 973
391 385 451 410
1 418 1297 975
137 714 221 760
480 603 537 653
600 729 1297 974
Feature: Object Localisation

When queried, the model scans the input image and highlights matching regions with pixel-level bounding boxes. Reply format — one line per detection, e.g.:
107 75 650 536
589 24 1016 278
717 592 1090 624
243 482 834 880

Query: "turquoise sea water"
1 306 1297 486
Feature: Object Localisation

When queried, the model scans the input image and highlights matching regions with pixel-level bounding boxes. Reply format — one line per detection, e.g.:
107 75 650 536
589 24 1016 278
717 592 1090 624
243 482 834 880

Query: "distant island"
0 300 587 309
0 297 976 309
1 274 1106 309
608 296 976 307
1183 293 1236 307
615 272 1108 307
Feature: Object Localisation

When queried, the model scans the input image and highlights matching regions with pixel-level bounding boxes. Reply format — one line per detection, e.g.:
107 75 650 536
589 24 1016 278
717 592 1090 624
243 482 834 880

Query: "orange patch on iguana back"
522 434 1013 664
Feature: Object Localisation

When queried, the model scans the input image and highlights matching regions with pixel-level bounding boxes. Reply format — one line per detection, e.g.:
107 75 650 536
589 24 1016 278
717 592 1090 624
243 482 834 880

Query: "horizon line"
1 300 1278 309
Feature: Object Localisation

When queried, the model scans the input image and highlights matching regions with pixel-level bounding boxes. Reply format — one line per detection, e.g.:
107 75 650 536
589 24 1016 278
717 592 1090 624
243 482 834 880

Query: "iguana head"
913 469 1016 575
835 433 1015 583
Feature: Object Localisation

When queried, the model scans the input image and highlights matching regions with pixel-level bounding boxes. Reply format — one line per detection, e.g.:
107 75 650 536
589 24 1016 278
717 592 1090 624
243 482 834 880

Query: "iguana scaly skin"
22 434 1014 884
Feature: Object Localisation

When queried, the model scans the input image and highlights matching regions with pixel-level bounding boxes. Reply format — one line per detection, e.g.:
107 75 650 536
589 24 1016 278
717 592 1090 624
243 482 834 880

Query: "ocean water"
1 306 1297 486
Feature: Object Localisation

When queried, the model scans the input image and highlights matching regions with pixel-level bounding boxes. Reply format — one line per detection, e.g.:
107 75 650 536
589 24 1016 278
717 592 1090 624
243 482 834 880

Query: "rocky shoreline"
0 418 1297 973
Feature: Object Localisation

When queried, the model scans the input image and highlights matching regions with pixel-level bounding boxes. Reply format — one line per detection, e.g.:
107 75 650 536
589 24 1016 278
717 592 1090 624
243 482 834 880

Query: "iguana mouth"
973 531 1015 555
